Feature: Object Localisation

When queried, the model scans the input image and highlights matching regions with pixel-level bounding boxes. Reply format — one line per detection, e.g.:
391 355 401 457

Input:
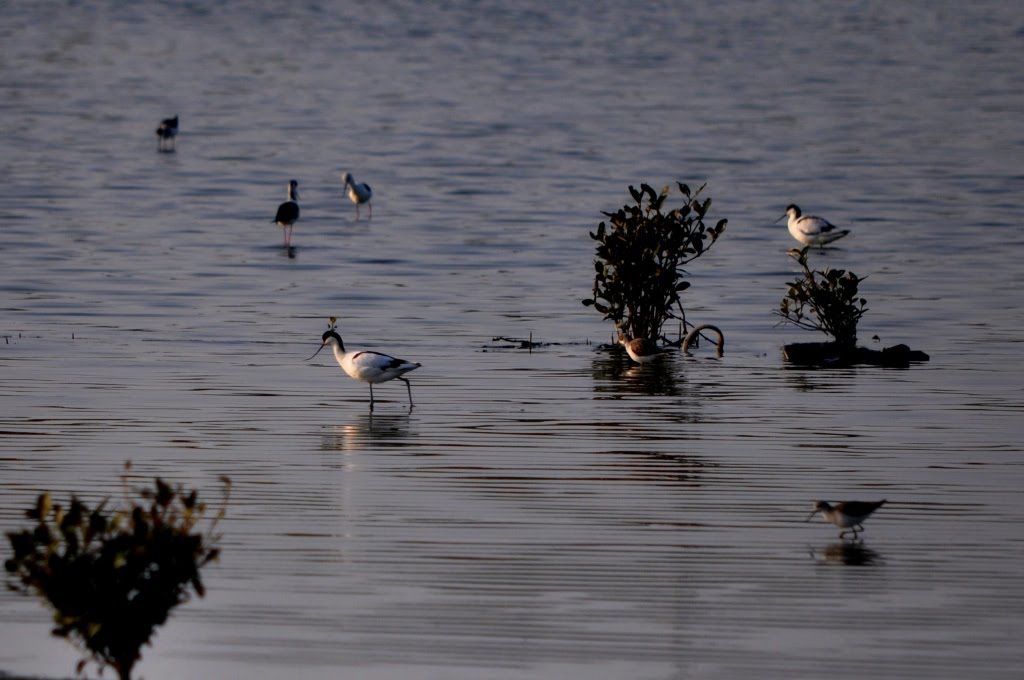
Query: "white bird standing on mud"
342 172 373 220
307 326 420 409
780 204 850 247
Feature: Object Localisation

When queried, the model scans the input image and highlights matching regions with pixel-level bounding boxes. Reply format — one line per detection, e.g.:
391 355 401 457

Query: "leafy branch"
775 247 867 347
583 182 726 342
5 462 231 680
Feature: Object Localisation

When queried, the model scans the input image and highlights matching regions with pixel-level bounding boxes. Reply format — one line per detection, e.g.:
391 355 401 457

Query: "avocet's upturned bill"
307 328 420 409
342 172 373 220
273 180 300 248
780 204 850 247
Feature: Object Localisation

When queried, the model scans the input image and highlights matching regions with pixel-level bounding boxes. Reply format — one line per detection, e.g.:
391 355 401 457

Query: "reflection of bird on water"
156 115 178 151
591 351 682 399
813 541 881 566
619 335 663 364
307 326 421 410
779 204 850 247
320 413 412 452
342 172 373 220
807 500 887 539
273 180 300 248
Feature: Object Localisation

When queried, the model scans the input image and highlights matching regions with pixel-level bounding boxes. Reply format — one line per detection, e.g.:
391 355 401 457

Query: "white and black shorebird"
273 180 300 248
806 500 887 539
779 204 850 247
156 115 178 152
342 172 373 220
307 324 421 409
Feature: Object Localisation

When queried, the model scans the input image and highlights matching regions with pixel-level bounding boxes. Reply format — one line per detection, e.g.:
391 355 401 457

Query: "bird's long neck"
330 338 347 360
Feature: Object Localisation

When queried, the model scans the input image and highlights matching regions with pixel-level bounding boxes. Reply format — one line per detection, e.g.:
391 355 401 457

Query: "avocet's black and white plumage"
780 204 850 247
273 180 300 247
342 172 372 220
156 115 178 151
308 329 421 409
806 500 887 539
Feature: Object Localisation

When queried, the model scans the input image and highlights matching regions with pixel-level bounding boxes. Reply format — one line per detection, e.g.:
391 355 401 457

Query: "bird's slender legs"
368 203 372 220
355 204 360 221
364 380 413 410
400 377 414 407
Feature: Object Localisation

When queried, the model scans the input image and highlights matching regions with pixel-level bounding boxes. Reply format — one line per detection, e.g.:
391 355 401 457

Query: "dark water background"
2 1 1023 678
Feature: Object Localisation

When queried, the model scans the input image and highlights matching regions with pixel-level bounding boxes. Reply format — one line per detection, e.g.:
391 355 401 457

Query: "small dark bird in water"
156 115 178 152
273 180 300 248
806 500 887 539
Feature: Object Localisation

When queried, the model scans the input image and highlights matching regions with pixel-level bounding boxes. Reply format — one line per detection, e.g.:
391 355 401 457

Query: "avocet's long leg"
400 377 414 407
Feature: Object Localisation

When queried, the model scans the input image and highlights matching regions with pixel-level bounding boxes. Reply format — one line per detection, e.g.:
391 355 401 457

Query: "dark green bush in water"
776 246 868 347
583 182 727 342
5 463 231 680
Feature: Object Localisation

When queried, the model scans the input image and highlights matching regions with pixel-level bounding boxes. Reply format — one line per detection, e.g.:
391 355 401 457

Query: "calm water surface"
2 2 1023 679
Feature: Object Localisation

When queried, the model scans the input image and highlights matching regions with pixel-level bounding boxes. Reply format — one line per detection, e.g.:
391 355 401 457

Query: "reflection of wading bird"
308 328 420 409
156 115 178 151
780 204 850 247
273 180 300 248
342 172 372 220
807 500 887 539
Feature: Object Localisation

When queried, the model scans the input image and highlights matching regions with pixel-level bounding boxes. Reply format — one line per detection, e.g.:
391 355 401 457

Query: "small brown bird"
619 336 663 364
806 500 887 539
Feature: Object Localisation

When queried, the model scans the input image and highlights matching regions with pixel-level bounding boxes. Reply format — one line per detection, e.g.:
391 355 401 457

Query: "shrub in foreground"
5 463 231 680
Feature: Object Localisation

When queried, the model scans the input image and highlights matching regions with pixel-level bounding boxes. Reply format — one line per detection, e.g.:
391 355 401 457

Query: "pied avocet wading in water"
307 318 420 409
780 204 850 247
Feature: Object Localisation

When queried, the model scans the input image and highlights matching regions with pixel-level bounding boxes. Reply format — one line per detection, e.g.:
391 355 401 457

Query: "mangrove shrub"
776 246 867 347
583 182 726 343
4 463 231 680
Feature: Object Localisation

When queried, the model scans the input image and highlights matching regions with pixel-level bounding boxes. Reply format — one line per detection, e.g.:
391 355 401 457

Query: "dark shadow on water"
589 450 717 488
809 540 882 566
783 369 854 393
